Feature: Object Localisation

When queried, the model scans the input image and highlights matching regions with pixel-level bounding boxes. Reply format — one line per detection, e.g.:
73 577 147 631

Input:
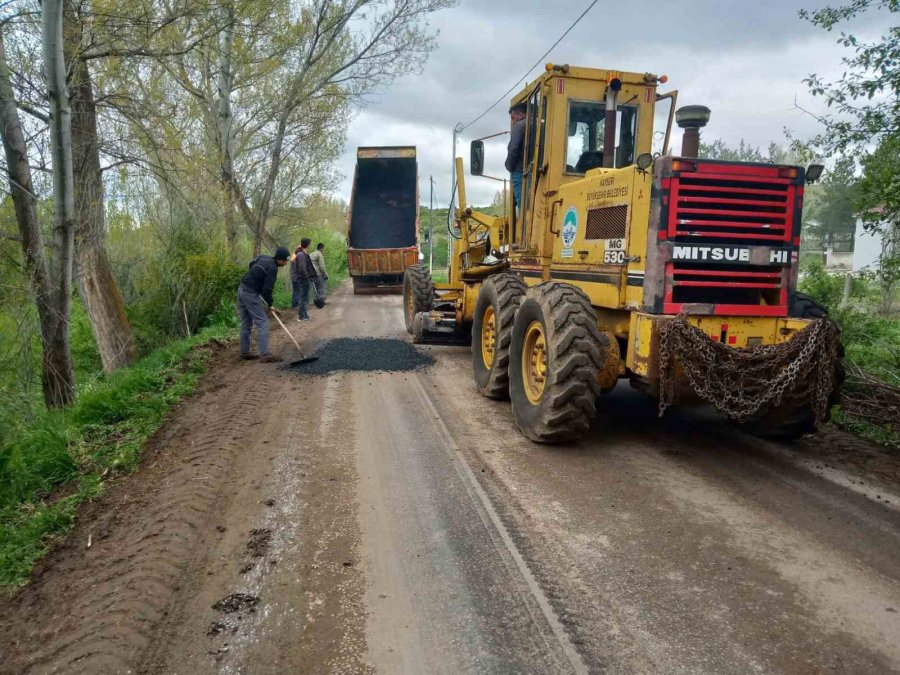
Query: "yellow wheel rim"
481 305 497 369
522 320 548 404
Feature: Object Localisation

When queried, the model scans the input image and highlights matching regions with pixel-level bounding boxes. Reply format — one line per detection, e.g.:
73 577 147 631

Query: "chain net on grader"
658 315 842 422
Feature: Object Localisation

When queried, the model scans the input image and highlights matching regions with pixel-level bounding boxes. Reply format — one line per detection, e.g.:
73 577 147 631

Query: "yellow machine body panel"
548 165 652 313
506 67 665 270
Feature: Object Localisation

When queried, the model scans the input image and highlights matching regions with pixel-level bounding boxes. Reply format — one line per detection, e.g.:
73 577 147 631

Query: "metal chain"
658 315 841 423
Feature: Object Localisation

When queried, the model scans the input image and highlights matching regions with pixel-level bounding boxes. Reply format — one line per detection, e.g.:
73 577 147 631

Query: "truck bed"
348 154 417 249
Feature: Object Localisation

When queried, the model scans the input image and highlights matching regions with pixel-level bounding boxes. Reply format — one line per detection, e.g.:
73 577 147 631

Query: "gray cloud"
334 0 893 207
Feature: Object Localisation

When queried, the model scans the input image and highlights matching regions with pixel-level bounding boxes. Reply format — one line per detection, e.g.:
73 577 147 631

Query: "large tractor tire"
403 266 435 334
472 273 527 399
509 282 607 443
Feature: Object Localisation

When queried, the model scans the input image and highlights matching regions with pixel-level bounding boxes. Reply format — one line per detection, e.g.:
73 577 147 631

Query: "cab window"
565 100 638 173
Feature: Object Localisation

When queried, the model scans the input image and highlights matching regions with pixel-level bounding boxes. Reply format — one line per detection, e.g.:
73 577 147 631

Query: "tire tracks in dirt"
0 348 282 674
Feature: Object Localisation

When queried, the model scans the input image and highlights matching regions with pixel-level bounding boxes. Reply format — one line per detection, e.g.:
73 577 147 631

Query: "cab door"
519 85 549 255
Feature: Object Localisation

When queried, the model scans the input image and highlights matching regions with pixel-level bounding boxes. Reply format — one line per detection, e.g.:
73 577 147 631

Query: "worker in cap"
237 246 290 362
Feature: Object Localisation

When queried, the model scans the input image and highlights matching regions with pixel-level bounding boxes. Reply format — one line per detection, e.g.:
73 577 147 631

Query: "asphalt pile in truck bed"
286 337 434 375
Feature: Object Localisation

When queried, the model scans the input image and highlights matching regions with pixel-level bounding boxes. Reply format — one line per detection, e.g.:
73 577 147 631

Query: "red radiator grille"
663 261 789 316
671 266 783 289
668 167 796 244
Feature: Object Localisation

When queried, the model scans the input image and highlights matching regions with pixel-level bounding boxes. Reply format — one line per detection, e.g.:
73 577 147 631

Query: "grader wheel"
509 282 608 443
403 266 435 334
472 273 527 399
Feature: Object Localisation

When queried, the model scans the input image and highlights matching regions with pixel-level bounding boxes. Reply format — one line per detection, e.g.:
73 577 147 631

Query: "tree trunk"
0 24 76 407
881 220 899 314
216 2 239 260
65 5 136 372
42 0 78 406
255 107 290 252
223 183 238 259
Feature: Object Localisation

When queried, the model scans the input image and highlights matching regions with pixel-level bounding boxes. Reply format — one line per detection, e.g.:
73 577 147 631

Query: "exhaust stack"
603 76 622 168
675 105 711 158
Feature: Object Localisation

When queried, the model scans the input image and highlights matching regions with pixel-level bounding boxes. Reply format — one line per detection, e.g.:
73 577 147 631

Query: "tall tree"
64 1 137 371
0 0 81 407
0 27 75 407
699 138 766 162
43 0 78 405
801 0 900 309
801 0 899 150
165 0 454 255
807 155 859 239
856 134 900 310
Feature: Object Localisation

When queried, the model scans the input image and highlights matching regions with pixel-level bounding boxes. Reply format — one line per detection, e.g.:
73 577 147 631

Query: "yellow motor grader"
404 64 842 443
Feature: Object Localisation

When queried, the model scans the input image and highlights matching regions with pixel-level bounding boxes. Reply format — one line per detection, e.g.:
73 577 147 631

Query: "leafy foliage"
799 0 900 311
800 257 900 445
800 0 899 149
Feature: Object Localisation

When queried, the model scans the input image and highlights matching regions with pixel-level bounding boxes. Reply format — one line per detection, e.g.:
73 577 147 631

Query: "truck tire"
790 291 828 318
403 266 435 334
472 273 527 399
509 282 606 443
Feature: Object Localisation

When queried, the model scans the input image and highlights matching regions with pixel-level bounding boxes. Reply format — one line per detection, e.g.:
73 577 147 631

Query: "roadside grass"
800 260 900 447
0 324 232 588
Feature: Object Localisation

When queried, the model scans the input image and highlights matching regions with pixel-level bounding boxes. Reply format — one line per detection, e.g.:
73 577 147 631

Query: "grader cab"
404 64 842 443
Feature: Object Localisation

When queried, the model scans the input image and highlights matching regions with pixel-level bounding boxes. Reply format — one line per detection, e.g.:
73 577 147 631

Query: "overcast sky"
334 0 892 207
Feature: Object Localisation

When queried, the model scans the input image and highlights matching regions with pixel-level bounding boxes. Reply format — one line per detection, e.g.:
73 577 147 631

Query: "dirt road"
2 283 900 674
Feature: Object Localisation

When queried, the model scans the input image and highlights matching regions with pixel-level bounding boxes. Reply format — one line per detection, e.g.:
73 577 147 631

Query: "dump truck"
404 64 843 443
347 146 420 294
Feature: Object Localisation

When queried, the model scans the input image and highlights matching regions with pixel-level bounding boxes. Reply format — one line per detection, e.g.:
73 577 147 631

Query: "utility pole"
451 123 462 281
429 176 435 272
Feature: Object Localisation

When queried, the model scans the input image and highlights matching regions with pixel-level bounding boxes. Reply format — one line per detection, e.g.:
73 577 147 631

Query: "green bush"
799 259 871 312
799 259 900 445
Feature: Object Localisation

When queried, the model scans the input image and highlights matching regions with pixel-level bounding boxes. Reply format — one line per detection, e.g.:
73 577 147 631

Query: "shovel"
259 296 319 366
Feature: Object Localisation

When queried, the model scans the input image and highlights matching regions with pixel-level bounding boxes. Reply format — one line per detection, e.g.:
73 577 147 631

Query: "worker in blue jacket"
237 247 290 362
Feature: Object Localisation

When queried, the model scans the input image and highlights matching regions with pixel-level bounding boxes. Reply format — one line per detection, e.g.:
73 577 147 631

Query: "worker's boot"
240 353 260 360
259 354 283 363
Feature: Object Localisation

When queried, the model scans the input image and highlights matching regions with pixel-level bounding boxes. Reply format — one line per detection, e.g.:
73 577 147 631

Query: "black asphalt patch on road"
285 337 434 375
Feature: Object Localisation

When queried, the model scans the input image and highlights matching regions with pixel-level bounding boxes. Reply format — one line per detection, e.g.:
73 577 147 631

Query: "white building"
853 207 895 273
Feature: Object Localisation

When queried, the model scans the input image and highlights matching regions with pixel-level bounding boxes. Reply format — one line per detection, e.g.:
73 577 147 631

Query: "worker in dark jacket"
291 238 317 321
505 103 527 210
238 247 290 362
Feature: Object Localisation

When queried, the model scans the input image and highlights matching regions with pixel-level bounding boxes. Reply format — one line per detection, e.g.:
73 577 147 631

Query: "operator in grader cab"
506 103 527 211
403 64 843 444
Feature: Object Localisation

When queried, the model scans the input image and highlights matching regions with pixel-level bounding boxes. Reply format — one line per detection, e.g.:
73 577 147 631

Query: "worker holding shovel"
237 246 290 362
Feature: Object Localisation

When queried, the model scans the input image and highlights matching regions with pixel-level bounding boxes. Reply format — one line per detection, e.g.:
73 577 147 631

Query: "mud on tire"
472 273 527 399
509 282 607 443
403 265 435 334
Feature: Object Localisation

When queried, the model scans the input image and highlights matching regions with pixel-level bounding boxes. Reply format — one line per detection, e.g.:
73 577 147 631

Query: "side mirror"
636 152 653 171
806 163 825 183
470 140 484 176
